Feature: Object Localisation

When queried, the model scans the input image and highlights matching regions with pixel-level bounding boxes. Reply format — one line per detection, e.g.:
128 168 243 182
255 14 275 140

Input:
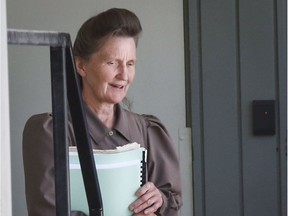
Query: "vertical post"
50 46 70 216
1 2 12 216
66 46 103 216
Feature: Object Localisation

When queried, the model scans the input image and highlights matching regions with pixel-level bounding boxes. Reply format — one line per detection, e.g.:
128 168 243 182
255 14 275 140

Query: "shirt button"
108 131 114 136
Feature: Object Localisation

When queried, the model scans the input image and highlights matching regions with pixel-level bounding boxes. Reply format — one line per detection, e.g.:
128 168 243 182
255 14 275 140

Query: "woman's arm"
131 115 182 216
22 113 56 216
23 113 85 216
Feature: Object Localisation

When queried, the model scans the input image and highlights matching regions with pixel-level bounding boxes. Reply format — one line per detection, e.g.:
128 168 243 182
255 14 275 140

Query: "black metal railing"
8 29 103 216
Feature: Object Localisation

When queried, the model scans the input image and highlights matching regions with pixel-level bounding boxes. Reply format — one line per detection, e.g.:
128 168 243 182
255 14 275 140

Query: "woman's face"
76 36 136 106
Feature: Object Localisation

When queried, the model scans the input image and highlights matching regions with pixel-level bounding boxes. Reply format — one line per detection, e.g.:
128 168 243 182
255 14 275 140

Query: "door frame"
0 0 12 215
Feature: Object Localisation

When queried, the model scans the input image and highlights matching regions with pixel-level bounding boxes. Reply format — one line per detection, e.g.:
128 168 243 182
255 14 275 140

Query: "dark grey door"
186 0 287 215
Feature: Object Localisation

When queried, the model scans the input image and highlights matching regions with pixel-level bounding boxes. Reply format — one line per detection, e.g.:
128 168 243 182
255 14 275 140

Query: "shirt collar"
84 103 132 143
114 104 133 141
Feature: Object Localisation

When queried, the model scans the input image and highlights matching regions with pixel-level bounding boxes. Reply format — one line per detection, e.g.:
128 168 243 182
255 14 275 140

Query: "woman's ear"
75 57 87 77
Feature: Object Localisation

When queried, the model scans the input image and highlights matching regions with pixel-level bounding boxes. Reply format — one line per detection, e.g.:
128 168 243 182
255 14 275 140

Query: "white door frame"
0 0 12 215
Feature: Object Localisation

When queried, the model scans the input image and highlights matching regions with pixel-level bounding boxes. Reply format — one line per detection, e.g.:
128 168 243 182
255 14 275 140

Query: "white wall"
6 1 187 215
0 0 12 215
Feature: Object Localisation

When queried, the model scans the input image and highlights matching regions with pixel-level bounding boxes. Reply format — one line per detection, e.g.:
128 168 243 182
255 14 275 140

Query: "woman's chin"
108 96 126 105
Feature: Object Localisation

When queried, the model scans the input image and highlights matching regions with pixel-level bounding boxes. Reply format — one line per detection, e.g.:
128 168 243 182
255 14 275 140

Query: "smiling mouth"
110 83 124 89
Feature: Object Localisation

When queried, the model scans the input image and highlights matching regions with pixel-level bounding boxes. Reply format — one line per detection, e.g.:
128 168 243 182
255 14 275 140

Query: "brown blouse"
22 104 182 216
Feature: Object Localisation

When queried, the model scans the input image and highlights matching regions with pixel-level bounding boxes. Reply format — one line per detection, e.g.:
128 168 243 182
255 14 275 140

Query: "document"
69 143 147 216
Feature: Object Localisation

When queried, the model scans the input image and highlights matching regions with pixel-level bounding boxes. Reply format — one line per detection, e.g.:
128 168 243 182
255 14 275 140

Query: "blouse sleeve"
143 115 182 216
22 113 56 216
22 113 86 216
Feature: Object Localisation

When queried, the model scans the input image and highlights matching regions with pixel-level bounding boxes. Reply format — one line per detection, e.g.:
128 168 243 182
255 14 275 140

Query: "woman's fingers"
133 213 156 216
129 182 163 215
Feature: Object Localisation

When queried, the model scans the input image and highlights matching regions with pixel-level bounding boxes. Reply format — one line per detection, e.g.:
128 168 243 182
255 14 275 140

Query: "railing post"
50 46 70 216
8 29 103 216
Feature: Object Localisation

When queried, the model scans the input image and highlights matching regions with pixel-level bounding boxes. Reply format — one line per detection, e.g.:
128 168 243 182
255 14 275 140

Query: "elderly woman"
23 8 182 216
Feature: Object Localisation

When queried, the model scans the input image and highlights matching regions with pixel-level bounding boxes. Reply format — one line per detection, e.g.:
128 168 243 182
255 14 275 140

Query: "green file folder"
69 143 146 216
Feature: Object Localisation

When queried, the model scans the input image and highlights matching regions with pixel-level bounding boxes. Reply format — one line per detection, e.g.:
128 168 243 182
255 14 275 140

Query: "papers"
69 143 146 215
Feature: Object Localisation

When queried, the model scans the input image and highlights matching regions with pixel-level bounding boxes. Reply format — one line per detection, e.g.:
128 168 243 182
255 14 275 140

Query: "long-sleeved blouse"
23 104 182 216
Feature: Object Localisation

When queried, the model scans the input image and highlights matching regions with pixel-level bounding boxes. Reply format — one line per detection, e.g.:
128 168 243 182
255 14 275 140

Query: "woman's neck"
84 96 116 128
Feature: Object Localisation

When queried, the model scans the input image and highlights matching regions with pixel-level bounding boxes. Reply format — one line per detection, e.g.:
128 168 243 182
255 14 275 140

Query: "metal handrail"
8 29 103 216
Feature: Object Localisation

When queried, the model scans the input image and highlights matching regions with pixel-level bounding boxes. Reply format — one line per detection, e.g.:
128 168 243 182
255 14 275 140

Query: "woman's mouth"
110 83 124 89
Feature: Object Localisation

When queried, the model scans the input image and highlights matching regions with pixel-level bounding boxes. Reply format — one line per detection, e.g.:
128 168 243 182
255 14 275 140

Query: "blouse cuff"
156 190 182 215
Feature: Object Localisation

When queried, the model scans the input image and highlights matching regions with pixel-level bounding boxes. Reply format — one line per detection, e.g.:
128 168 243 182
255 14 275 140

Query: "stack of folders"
69 143 147 216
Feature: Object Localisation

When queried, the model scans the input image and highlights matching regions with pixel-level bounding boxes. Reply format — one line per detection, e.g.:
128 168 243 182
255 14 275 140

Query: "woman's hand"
129 182 163 215
133 213 156 216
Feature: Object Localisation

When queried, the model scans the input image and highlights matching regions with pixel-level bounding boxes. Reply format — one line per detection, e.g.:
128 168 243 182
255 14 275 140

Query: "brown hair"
73 8 142 59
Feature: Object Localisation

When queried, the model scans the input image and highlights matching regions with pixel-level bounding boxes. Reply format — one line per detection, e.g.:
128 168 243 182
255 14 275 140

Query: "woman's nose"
117 65 128 81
